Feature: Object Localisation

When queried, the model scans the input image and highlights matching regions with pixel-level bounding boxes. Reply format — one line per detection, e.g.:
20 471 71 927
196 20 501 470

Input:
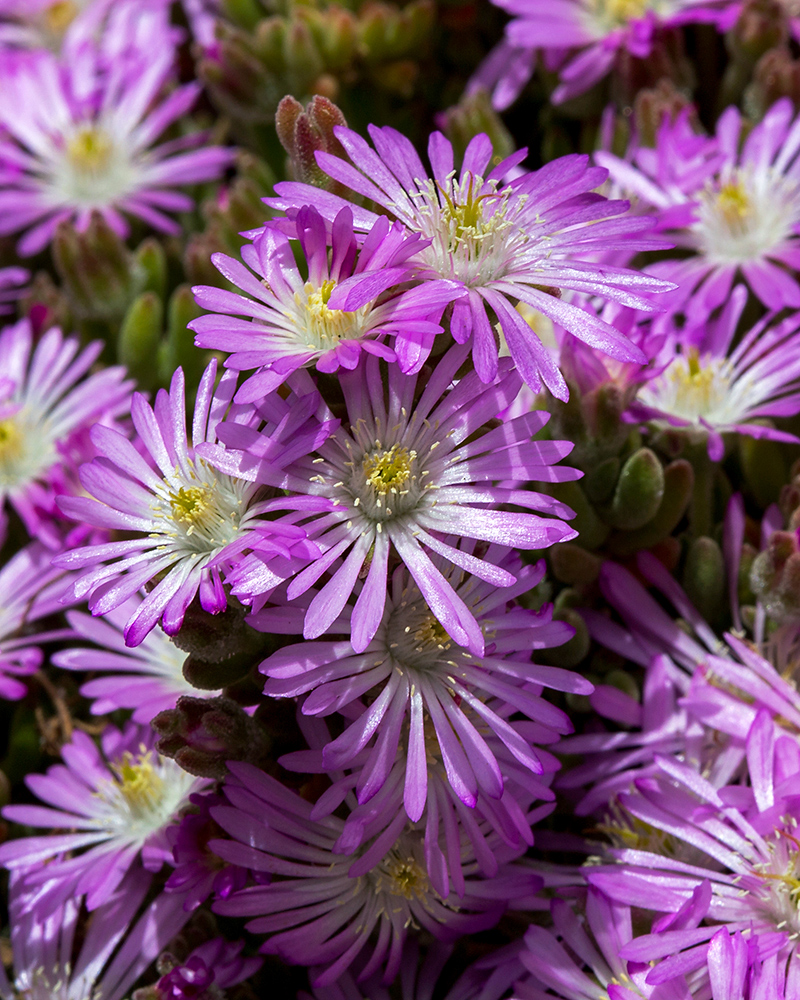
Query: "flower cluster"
5 0 800 998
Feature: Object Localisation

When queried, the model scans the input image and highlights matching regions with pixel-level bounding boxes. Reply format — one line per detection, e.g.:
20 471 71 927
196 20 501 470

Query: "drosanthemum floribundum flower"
257 548 585 822
56 361 327 645
0 36 234 255
0 721 208 909
589 712 800 997
267 129 673 398
191 204 460 399
475 0 735 108
138 937 261 1000
209 762 543 987
0 318 132 546
625 285 800 460
52 596 221 722
205 346 580 655
0 541 76 700
597 98 800 317
516 886 699 999
0 867 192 1000
283 708 559 899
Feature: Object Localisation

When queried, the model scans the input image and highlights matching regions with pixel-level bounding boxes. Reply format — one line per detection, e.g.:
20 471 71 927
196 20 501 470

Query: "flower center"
113 751 166 820
67 126 114 176
696 168 800 264
591 0 651 28
637 349 731 424
299 279 368 350
373 850 431 901
386 596 459 671
43 0 79 33
0 419 23 463
362 444 415 496
410 172 525 286
156 462 247 555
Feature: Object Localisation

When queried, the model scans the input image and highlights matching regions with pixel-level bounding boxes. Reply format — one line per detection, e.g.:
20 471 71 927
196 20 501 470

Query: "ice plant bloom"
0 318 132 546
52 596 221 722
477 0 735 107
597 98 800 316
282 709 560 899
138 938 261 1000
626 285 800 460
0 38 234 255
56 361 328 645
0 541 76 700
516 887 697 999
0 722 208 910
589 712 800 997
191 204 460 399
258 549 585 822
206 346 580 655
209 762 543 987
268 129 673 398
0 868 192 1000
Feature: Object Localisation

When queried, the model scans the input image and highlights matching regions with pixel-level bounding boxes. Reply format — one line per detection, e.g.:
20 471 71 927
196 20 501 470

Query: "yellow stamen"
67 126 113 175
0 419 22 463
363 444 415 495
113 750 165 818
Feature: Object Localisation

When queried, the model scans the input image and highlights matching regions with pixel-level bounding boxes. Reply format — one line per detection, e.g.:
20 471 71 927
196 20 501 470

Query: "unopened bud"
153 695 271 779
605 447 665 531
275 94 348 190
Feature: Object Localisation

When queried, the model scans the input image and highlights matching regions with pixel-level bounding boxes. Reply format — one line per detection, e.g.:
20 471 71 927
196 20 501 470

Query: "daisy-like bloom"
52 596 221 722
0 541 77 700
476 0 735 108
0 34 234 256
209 762 543 987
55 361 329 646
588 712 800 997
257 549 585 823
190 204 460 399
282 708 560 899
137 938 261 1000
0 318 132 547
0 867 193 1000
267 129 673 399
597 98 800 317
516 887 698 999
0 721 208 910
205 345 580 656
0 265 27 314
626 284 800 460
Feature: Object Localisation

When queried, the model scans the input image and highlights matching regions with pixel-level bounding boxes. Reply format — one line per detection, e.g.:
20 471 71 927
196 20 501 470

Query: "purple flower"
0 721 208 909
516 887 695 999
0 867 192 1000
0 0 172 52
52 597 221 722
205 346 580 655
256 549 585 821
141 938 261 1000
191 204 460 399
283 714 559 900
56 361 327 645
0 35 234 255
477 0 735 107
0 541 75 700
597 98 800 317
267 129 673 398
0 318 132 547
588 715 800 997
626 285 800 460
209 762 543 987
